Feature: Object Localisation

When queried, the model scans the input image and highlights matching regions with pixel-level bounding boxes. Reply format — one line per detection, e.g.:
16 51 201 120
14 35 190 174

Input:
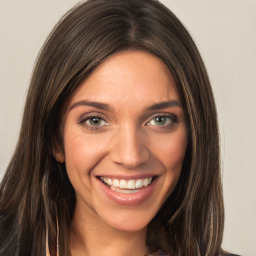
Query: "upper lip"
95 174 159 180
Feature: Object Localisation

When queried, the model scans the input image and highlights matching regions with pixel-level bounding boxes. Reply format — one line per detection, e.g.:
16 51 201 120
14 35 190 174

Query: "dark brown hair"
0 0 224 255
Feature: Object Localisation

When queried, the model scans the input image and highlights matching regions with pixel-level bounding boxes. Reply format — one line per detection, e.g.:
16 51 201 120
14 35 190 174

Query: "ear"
52 139 65 164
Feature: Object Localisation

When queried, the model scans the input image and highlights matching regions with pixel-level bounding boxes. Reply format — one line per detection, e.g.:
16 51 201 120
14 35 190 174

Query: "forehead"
68 50 180 108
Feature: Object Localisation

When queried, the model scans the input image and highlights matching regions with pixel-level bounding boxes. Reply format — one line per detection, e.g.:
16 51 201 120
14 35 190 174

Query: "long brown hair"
0 0 224 255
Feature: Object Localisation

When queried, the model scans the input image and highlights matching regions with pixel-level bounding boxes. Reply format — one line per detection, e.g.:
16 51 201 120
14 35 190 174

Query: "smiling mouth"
98 176 156 194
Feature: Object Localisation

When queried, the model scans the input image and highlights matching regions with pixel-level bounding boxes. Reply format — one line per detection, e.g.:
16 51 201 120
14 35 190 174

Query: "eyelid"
145 112 178 124
78 112 110 131
78 112 107 122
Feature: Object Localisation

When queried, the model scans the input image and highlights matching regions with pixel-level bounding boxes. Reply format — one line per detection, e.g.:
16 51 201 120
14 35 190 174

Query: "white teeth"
143 177 152 187
106 178 112 186
120 180 126 188
111 186 139 194
143 178 149 187
135 179 143 189
100 177 153 190
112 179 119 187
127 180 136 189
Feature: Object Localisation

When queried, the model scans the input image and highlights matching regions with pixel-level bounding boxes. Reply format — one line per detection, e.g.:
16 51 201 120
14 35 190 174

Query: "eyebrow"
69 100 114 112
145 100 183 111
68 99 182 112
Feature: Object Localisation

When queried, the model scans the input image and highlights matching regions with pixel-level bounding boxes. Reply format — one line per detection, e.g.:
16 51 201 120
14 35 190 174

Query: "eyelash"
146 113 178 129
79 114 109 131
78 113 178 131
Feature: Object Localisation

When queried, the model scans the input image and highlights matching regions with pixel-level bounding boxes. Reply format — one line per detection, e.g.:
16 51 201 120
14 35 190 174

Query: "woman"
0 0 237 255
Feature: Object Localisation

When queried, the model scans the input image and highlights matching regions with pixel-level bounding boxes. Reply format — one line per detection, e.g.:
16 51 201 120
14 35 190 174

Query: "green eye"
147 115 176 127
86 117 108 127
79 114 110 131
153 116 168 126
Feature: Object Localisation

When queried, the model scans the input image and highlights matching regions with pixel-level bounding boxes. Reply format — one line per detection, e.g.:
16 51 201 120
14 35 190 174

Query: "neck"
70 205 148 256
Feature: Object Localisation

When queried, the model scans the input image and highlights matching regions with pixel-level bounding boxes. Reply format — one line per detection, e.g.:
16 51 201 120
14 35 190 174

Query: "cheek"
152 129 188 171
156 130 187 200
63 128 107 178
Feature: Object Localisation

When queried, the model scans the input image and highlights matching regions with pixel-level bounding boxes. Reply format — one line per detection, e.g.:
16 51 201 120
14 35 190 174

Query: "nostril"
110 144 150 168
108 128 150 168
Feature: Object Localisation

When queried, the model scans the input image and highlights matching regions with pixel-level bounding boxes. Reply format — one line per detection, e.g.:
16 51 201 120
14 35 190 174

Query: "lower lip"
97 177 158 206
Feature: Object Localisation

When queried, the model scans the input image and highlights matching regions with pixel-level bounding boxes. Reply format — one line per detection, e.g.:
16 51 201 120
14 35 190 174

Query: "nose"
109 126 149 168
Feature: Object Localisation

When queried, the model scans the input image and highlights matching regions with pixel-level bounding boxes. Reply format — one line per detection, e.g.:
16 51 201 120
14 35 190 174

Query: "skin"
56 50 187 256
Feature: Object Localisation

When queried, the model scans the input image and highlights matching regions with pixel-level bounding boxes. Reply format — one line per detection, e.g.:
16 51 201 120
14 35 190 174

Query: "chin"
97 206 158 233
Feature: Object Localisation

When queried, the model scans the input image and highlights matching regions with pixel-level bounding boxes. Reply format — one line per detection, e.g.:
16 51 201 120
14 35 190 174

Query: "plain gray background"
0 0 255 255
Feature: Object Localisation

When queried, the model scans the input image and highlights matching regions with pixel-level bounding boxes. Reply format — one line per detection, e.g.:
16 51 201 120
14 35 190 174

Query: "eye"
79 114 109 131
146 114 177 127
86 116 108 127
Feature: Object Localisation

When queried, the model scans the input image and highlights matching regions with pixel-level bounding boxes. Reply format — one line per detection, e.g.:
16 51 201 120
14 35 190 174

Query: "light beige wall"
0 1 255 255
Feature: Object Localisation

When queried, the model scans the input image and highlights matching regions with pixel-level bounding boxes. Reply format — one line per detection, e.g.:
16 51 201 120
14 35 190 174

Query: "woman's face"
62 50 187 232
